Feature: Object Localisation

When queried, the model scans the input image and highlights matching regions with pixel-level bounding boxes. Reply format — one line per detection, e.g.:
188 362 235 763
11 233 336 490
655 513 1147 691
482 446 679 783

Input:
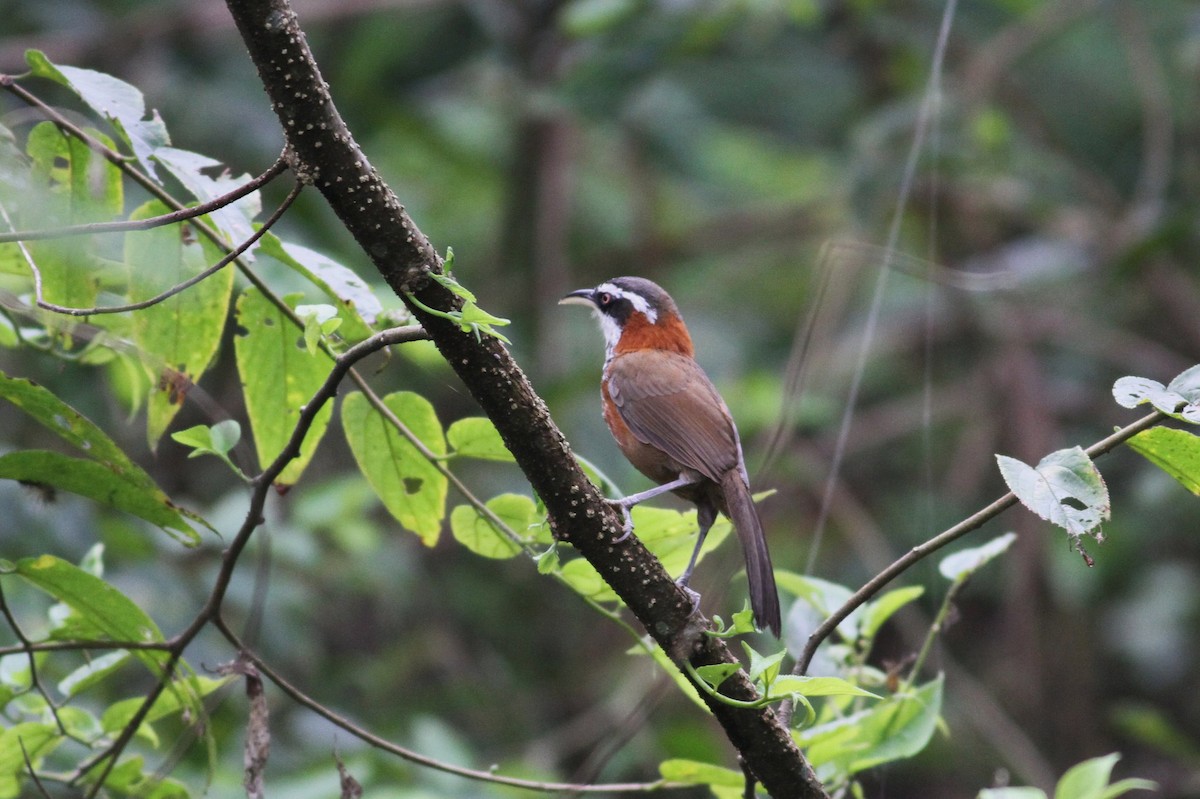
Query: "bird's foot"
607 500 635 542
675 579 702 617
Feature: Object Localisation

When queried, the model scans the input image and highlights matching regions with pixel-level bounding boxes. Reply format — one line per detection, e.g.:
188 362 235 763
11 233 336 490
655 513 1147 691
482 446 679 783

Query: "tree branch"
795 408 1166 677
222 0 825 794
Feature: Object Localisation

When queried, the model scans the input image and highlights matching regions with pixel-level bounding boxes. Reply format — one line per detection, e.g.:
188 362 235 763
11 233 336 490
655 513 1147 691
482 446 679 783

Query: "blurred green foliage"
1 0 1200 797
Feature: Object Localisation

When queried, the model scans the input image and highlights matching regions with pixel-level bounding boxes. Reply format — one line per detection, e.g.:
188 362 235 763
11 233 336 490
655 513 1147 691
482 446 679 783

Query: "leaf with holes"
127 201 234 449
342 391 447 545
1113 365 1200 423
234 288 334 486
996 447 1109 538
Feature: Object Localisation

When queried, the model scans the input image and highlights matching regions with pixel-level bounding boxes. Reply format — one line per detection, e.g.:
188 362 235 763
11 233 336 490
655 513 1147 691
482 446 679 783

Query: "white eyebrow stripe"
595 282 658 324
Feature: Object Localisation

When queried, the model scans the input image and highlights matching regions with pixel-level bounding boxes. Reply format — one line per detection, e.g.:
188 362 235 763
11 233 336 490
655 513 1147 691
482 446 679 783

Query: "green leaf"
446 417 514 461
658 758 744 788
14 555 164 648
23 122 122 312
799 675 943 778
769 675 880 700
342 391 448 545
743 642 785 684
450 494 534 559
258 234 381 342
0 722 61 797
0 451 202 543
100 675 228 734
978 789 1047 799
860 586 925 641
0 371 202 541
996 447 1109 537
1126 426 1200 495
126 201 233 448
775 571 859 640
939 532 1018 582
629 505 732 579
558 558 619 603
58 650 130 698
451 491 535 554
27 50 169 173
694 662 741 689
1054 753 1121 799
234 288 334 486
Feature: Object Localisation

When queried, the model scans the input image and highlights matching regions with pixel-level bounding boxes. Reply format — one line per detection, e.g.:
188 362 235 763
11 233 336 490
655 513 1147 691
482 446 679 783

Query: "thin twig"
0 155 289 243
215 619 681 794
19 179 303 317
0 581 68 737
796 409 1165 676
74 324 425 797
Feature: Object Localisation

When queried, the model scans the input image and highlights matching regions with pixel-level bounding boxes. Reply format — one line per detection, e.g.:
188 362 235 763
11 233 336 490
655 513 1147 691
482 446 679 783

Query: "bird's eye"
597 292 612 306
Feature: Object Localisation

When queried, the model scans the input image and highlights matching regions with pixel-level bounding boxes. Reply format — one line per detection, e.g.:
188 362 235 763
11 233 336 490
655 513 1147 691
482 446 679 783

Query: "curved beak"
558 288 596 307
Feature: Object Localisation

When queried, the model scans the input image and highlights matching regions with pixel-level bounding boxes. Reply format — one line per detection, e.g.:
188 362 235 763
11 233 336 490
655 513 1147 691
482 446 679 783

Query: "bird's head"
559 276 693 360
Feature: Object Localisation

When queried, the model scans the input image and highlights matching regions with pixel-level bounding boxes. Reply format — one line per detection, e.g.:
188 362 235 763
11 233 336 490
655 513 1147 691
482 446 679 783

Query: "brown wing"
606 350 740 482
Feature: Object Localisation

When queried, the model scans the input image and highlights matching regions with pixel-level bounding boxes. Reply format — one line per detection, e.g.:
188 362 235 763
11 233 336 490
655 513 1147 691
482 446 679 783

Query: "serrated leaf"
27 50 169 173
446 417 513 461
1126 426 1200 495
234 288 334 486
0 451 202 543
939 532 1018 582
258 234 380 341
996 447 1109 537
342 391 447 545
126 201 233 448
658 758 744 787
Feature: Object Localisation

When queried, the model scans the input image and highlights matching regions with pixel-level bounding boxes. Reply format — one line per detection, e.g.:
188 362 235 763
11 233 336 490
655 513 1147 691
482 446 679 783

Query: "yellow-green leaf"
342 391 447 545
127 201 233 448
234 288 334 486
450 494 535 558
1127 426 1200 495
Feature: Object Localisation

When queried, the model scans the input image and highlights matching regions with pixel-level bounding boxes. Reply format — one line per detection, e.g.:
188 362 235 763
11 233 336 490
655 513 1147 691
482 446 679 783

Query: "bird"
560 276 781 636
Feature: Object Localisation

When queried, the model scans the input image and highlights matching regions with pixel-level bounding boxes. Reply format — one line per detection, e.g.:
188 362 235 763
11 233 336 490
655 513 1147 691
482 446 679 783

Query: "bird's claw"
675 580 702 617
608 500 635 542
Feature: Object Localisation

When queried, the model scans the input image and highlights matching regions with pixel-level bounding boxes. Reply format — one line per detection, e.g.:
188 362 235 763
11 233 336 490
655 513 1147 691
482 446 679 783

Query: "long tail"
721 471 781 637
